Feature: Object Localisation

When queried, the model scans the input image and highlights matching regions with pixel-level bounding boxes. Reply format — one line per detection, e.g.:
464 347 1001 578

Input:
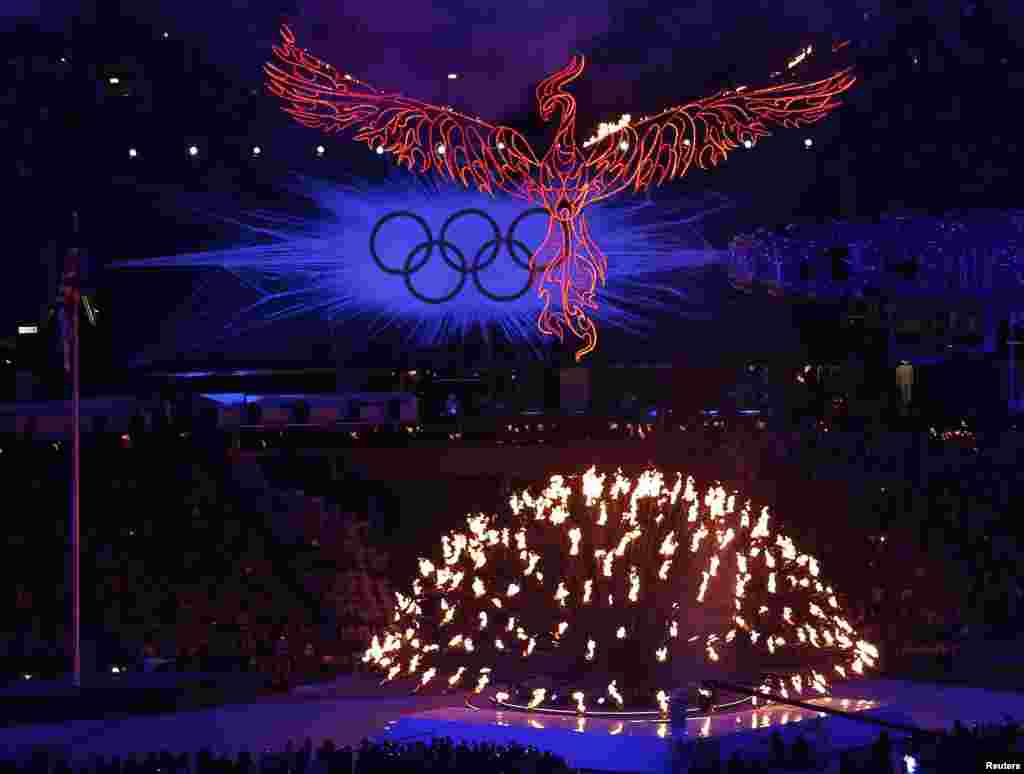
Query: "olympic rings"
369 207 549 304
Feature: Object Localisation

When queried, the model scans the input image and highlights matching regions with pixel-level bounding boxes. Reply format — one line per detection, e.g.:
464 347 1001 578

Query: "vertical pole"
71 211 81 689
72 288 81 687
1010 340 1019 414
1011 312 1021 414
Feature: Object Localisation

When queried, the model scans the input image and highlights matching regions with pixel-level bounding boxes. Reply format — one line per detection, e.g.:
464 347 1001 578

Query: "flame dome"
364 466 877 712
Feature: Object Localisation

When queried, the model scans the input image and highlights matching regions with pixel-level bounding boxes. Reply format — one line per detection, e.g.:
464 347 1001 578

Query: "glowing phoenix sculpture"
362 467 877 713
266 27 855 360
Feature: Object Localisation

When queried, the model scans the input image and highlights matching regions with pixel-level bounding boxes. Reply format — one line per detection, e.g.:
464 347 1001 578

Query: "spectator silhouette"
769 730 785 768
28 752 51 774
296 740 311 774
330 747 351 774
196 750 214 774
790 734 812 769
871 730 893 774
838 749 855 774
157 752 174 774
314 743 332 768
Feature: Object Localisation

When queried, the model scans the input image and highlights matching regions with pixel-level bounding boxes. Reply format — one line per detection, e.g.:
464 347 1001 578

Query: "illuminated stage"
3 677 1023 766
381 694 904 773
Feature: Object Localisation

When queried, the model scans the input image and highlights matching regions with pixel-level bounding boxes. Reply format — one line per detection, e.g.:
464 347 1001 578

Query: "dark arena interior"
2 2 1024 773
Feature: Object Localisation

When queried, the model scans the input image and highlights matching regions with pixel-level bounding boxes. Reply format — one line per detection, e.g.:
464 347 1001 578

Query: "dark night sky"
16 0 884 123
10 0 1022 166
13 1 1019 120
5 1 1024 361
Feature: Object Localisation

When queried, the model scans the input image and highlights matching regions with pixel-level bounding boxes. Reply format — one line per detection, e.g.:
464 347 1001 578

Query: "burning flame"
364 466 875 711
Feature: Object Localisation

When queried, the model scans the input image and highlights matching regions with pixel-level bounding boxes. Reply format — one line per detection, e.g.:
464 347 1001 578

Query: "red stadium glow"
361 466 876 714
266 29 854 360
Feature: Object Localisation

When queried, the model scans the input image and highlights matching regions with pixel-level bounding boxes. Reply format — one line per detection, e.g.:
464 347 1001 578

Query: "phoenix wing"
265 26 540 199
582 67 856 204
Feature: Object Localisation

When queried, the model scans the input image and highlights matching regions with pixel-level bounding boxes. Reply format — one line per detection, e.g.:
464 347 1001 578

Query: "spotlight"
448 73 458 80
618 140 629 151
252 145 262 156
437 144 446 155
496 142 506 150
108 76 120 85
743 139 753 149
128 147 138 158
187 145 199 157
162 32 169 39
316 145 325 156
804 138 813 148
376 146 384 155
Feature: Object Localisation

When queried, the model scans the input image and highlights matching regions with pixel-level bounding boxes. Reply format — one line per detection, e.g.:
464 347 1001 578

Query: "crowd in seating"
2 363 1022 686
890 720 1024 774
4 722 1019 774
685 729 821 772
681 720 1023 772
1 425 393 685
725 212 1024 317
790 424 1023 644
3 739 572 774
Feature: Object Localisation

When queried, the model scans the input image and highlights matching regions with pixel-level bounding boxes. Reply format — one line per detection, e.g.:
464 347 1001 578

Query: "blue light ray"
113 175 730 357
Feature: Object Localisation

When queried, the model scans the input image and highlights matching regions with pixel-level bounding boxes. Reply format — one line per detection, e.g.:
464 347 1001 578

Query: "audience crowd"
682 720 1023 772
2 424 393 685
2 721 1021 774
4 738 571 774
2 362 1022 688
